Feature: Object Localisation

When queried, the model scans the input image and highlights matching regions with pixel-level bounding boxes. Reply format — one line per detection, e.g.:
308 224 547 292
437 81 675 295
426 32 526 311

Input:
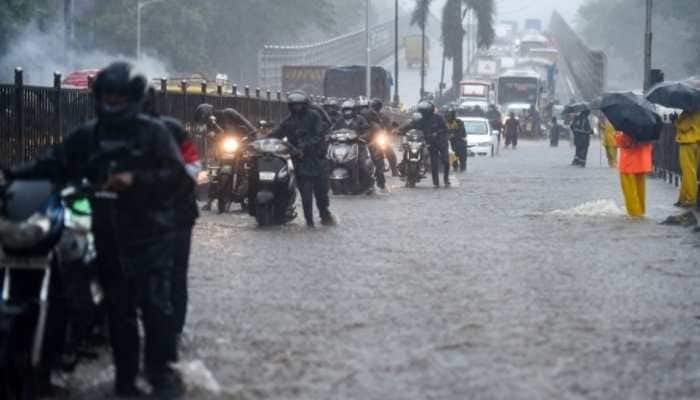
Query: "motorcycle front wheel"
216 175 233 214
255 203 275 227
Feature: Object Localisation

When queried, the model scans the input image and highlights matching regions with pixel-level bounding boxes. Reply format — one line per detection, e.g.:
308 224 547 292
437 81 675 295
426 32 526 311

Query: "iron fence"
0 68 288 165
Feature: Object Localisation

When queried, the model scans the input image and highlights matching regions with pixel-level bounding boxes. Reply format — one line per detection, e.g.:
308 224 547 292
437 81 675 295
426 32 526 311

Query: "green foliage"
0 0 54 54
411 0 432 31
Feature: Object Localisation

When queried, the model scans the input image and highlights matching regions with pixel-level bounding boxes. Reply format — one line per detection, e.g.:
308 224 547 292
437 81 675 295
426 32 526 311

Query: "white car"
459 117 498 157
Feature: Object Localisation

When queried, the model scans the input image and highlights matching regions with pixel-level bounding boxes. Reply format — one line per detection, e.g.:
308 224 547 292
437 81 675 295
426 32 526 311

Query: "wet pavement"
70 140 700 399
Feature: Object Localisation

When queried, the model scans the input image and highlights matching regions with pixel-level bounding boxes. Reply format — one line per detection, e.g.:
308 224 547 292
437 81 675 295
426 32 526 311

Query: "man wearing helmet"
445 108 467 172
331 100 375 190
370 98 400 177
355 98 389 191
398 100 451 187
322 98 342 125
10 62 188 397
272 91 335 227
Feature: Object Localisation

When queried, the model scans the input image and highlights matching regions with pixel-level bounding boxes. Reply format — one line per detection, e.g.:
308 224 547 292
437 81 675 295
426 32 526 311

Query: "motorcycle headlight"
222 137 239 153
376 134 387 148
409 142 422 152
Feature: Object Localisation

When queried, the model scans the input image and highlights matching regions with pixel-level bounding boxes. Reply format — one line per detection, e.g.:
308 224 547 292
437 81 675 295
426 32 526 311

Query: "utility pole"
64 0 72 66
393 0 400 106
137 0 165 60
643 0 653 91
420 24 426 100
366 0 372 99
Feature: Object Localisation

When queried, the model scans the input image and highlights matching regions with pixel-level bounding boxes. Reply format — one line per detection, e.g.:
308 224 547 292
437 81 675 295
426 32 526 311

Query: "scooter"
0 179 107 399
401 129 429 188
246 138 297 226
326 129 375 195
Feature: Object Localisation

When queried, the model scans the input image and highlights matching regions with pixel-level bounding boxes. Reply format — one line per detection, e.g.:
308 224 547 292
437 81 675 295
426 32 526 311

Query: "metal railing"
258 16 410 91
0 68 288 165
549 12 607 102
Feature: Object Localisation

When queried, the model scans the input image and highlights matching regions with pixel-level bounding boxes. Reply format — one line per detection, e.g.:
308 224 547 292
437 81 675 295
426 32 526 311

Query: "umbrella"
62 69 101 89
562 102 589 114
646 80 700 112
600 92 662 142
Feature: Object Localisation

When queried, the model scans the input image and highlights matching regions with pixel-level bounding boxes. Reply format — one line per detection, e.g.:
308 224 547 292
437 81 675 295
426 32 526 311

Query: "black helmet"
417 100 434 117
194 103 214 124
288 90 310 115
445 107 457 121
355 97 370 112
92 61 147 125
341 100 355 119
370 98 383 112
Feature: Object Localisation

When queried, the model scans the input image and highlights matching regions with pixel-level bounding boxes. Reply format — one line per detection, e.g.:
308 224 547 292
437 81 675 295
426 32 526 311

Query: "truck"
404 35 430 69
323 66 392 102
281 66 329 97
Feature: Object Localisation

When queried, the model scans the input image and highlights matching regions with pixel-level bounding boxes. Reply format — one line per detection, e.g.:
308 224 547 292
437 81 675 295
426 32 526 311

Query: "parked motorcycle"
401 129 428 188
0 179 107 399
326 129 375 195
209 134 249 213
247 138 297 226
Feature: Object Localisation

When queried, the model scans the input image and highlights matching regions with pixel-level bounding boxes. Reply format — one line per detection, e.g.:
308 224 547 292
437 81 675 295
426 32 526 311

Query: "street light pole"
366 0 372 99
393 0 399 106
643 0 653 91
137 0 164 60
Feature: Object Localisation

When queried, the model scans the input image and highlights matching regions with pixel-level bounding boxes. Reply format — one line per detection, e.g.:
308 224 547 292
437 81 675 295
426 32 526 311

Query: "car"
459 117 498 157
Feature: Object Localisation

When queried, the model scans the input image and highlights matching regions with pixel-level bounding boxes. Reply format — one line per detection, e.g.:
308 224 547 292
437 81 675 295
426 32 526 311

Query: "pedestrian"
570 110 592 167
671 110 700 208
504 112 520 149
143 87 200 347
549 117 561 147
272 91 336 227
445 107 467 172
10 62 187 398
601 116 618 168
616 130 653 217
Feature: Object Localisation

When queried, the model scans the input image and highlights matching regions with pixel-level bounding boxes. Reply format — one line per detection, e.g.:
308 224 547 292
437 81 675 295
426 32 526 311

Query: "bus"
496 69 542 110
518 32 548 57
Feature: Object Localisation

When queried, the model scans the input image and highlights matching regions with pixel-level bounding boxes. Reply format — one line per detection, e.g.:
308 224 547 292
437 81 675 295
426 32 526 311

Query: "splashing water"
173 360 222 395
550 199 626 217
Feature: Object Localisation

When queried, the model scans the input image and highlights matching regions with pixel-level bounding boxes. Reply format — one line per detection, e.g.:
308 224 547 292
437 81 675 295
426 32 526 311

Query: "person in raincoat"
600 116 618 168
616 130 653 217
672 110 700 208
570 110 592 167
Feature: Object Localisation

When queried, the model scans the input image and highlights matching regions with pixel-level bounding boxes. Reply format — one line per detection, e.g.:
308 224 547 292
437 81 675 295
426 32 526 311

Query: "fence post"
53 72 62 142
181 80 188 123
232 84 238 97
266 90 272 120
14 68 24 162
159 78 167 115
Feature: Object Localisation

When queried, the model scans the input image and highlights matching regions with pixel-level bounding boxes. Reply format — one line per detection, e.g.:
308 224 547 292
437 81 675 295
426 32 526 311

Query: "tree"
411 0 432 99
441 0 495 95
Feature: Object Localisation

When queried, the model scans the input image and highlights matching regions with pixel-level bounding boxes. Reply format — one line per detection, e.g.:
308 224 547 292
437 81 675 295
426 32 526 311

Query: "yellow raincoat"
674 111 700 206
601 120 618 167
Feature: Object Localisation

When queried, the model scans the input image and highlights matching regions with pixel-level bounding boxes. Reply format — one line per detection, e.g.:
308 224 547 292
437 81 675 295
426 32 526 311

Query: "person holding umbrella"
615 130 653 217
647 80 700 208
600 115 618 168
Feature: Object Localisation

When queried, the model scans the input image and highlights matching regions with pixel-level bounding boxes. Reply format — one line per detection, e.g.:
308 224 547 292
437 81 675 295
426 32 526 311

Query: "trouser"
429 142 450 186
172 226 193 336
620 173 646 217
604 145 618 168
678 142 700 206
297 174 330 223
550 131 559 147
370 145 386 189
96 233 177 388
451 139 467 171
384 146 399 175
505 132 518 147
573 135 590 166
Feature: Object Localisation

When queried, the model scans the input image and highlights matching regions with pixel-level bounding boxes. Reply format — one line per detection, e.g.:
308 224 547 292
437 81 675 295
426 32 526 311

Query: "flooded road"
72 140 700 399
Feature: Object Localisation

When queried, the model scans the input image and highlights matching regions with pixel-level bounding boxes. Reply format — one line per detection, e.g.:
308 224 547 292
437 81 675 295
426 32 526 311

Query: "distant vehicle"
496 69 542 110
459 80 491 105
404 35 430 69
323 66 392 102
528 48 559 66
282 66 329 97
519 31 549 57
458 117 496 157
499 57 516 70
160 74 226 94
62 69 101 89
524 19 543 32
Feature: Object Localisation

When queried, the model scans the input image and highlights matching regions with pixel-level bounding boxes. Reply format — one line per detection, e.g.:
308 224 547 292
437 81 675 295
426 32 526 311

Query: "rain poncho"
674 111 700 144
616 131 652 217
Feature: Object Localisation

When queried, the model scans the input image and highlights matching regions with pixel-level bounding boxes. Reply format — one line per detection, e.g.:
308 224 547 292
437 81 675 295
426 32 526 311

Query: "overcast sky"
396 0 586 26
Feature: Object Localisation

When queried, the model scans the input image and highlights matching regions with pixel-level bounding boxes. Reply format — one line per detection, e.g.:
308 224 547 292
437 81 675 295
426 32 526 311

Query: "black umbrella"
646 80 700 112
562 102 589 114
600 92 662 142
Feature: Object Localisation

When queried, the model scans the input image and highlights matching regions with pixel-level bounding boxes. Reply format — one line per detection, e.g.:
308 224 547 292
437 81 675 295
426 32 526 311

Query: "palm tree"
441 0 495 98
410 0 432 99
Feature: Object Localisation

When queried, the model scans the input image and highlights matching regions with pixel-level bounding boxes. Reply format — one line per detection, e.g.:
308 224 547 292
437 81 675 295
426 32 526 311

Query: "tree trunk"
451 35 463 98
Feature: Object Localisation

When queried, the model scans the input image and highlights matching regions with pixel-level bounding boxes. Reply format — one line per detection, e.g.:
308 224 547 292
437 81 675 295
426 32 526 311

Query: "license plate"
259 172 276 181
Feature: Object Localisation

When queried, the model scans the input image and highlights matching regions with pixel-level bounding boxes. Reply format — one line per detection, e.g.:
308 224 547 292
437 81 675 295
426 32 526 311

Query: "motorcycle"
401 129 429 188
326 129 375 195
209 133 249 214
0 179 107 399
247 138 297 226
